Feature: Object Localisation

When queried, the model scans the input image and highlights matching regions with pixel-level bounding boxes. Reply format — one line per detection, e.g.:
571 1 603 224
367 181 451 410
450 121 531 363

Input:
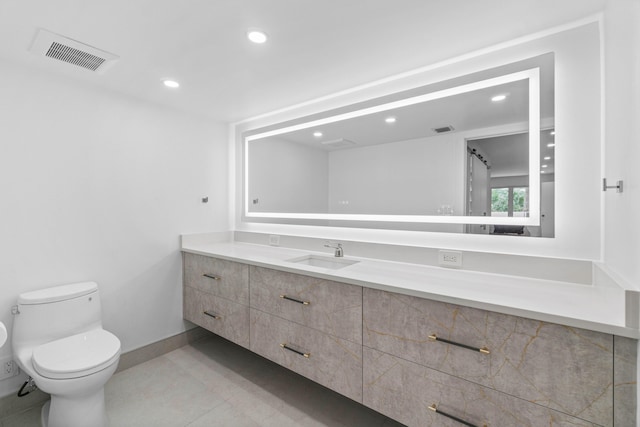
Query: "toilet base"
40 389 107 427
40 400 49 427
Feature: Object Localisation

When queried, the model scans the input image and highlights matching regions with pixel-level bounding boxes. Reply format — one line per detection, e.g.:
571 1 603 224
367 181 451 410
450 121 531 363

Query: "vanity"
181 240 637 427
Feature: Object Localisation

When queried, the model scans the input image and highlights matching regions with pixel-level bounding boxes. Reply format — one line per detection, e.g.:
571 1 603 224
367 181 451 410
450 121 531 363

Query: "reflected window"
491 187 528 217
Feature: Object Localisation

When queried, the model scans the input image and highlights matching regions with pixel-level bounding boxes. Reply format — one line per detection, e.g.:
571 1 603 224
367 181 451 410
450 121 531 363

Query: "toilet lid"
32 329 121 379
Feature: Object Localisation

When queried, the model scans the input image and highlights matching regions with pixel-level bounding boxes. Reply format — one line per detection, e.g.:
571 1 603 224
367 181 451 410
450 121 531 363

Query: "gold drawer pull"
203 274 221 280
280 343 310 358
279 295 310 305
429 404 486 427
203 310 222 319
428 334 490 354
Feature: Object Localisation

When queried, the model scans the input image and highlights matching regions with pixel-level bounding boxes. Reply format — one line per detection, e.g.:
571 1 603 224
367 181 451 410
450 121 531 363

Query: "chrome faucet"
324 242 343 257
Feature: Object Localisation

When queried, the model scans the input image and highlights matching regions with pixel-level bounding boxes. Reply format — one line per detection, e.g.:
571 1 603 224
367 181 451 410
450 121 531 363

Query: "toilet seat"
32 329 121 379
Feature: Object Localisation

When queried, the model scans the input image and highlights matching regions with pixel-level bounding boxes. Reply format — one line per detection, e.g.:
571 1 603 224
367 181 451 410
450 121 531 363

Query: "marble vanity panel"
183 286 250 348
613 336 638 426
363 347 600 427
249 309 363 402
249 266 363 344
183 253 249 304
363 288 614 426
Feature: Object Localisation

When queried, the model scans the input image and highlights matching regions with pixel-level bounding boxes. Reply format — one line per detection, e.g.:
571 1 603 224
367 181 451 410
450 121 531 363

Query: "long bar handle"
428 334 490 354
203 310 221 319
203 273 221 280
279 294 310 305
280 343 310 358
429 404 486 427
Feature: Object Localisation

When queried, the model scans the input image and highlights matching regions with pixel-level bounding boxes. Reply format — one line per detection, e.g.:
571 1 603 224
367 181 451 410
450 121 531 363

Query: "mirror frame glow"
244 68 540 226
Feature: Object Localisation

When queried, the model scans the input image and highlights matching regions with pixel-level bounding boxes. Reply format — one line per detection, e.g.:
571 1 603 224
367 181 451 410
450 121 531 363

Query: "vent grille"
45 41 106 71
321 138 357 149
29 29 119 73
432 125 455 134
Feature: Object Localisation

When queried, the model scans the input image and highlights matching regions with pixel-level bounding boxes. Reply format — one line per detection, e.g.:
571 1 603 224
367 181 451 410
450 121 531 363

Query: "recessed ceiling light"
544 156 551 160
547 143 556 148
385 116 397 124
163 79 180 88
491 94 507 102
313 131 323 138
247 30 268 44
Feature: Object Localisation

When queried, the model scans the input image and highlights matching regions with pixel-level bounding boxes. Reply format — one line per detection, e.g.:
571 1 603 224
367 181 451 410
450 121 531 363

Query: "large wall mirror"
243 54 554 237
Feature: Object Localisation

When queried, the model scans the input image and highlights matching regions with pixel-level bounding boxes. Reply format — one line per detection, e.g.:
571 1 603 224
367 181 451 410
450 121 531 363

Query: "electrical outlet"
268 235 280 246
438 250 463 268
0 356 19 381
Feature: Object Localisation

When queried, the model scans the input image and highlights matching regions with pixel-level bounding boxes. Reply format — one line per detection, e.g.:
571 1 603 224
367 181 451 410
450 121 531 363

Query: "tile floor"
1 333 404 426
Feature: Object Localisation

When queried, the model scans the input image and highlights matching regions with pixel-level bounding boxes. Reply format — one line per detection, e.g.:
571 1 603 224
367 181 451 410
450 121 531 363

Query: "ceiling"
0 0 605 123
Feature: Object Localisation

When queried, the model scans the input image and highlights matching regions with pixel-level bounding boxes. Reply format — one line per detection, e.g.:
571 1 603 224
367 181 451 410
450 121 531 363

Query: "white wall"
0 60 228 397
248 137 328 213
603 0 640 289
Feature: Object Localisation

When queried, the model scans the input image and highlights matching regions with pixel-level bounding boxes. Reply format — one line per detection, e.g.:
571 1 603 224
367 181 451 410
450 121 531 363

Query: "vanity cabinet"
250 309 363 401
182 252 637 427
183 253 249 304
248 266 363 402
364 347 600 427
249 266 362 343
182 253 250 348
362 287 634 427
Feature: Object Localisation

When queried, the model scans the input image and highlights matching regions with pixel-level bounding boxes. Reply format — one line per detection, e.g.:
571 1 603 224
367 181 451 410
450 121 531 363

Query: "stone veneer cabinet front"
182 252 637 427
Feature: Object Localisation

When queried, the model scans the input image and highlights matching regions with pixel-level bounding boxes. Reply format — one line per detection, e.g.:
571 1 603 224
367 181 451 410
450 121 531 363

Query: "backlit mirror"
244 54 554 237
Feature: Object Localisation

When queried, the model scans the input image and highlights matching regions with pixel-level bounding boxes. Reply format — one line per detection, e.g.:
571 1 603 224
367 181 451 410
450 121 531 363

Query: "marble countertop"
181 240 639 339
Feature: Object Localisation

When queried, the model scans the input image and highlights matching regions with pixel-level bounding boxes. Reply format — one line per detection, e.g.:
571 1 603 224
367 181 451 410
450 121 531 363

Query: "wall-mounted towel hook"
602 178 623 193
202 196 209 203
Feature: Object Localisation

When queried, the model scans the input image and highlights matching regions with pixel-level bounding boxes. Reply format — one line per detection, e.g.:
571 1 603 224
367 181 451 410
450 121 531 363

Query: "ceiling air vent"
432 125 455 134
29 29 119 73
321 138 357 149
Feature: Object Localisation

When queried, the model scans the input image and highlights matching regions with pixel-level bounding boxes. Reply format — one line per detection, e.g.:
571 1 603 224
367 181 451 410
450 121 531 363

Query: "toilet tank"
12 282 104 348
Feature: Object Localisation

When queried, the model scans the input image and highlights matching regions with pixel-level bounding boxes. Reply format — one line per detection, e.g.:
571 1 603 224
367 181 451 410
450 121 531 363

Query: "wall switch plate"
438 250 463 268
0 356 19 381
268 235 280 246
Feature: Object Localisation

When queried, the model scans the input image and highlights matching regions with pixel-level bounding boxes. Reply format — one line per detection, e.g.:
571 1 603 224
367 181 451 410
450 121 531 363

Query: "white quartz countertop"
181 241 639 339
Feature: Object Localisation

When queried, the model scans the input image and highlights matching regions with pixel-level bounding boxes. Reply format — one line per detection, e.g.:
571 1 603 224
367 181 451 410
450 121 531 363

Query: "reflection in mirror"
245 54 553 236
466 128 554 237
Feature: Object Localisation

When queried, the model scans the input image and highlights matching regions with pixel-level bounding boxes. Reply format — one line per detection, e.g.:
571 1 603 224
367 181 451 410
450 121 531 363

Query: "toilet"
12 282 121 427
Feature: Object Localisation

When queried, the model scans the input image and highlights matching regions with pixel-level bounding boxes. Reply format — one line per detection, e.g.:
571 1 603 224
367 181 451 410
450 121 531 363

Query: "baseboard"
0 327 211 419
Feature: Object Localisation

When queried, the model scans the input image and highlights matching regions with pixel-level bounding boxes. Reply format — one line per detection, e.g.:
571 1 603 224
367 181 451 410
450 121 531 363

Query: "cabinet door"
363 347 600 427
249 266 362 343
183 253 249 304
184 286 249 348
363 288 613 426
249 309 362 402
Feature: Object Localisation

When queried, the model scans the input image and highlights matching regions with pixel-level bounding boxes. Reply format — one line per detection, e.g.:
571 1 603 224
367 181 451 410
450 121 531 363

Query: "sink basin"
286 255 359 270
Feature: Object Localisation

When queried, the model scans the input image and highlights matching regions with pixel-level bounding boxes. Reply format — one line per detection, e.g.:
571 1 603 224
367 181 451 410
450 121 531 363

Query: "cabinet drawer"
363 288 613 426
363 347 599 427
249 309 362 402
184 286 249 348
249 266 362 343
183 253 249 304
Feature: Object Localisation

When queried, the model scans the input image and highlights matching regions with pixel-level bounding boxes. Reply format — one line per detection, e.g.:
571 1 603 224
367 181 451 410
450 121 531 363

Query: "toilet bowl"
12 282 121 427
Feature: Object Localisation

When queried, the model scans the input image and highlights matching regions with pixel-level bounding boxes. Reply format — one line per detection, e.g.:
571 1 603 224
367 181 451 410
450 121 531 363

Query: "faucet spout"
324 242 344 257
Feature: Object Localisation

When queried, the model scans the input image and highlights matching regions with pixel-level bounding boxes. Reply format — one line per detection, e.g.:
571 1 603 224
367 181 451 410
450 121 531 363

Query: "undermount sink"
286 255 359 270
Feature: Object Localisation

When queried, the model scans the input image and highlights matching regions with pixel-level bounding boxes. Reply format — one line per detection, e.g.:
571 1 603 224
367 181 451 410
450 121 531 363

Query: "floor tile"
1 404 43 427
105 355 225 427
0 333 404 427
